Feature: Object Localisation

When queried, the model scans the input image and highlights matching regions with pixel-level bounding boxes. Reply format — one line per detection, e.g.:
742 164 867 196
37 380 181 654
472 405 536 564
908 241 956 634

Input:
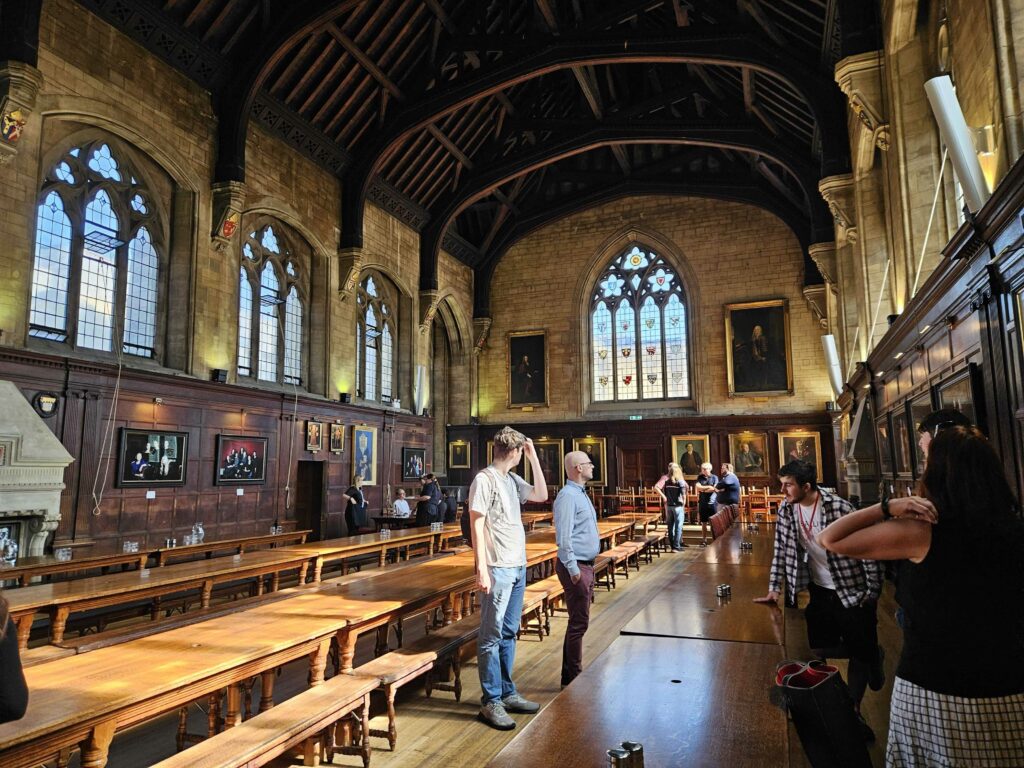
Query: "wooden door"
295 460 325 541
617 447 662 489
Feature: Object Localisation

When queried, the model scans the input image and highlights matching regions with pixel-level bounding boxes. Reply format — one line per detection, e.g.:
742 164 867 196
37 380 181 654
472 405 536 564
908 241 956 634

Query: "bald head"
564 450 594 483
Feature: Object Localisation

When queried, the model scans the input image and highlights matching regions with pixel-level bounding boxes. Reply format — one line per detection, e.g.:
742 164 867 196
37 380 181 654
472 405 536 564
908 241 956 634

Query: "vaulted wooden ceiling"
80 0 876 310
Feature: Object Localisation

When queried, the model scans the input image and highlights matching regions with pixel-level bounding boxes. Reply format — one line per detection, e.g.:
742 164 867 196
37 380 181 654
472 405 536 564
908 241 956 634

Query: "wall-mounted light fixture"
210 368 228 383
339 392 352 404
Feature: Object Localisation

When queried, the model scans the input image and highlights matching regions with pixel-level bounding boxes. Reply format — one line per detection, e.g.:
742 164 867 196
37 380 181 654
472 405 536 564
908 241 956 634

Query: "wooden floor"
67 533 901 767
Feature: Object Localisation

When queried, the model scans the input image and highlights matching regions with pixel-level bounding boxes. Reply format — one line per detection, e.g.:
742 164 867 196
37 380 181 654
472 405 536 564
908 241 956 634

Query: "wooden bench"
353 612 483 751
635 531 668 562
593 554 613 591
152 530 311 566
604 541 644 581
150 672 379 768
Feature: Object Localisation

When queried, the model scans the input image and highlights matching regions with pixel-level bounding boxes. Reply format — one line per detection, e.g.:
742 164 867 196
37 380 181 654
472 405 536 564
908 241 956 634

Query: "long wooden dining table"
6 550 312 649
698 524 777 566
0 533 562 768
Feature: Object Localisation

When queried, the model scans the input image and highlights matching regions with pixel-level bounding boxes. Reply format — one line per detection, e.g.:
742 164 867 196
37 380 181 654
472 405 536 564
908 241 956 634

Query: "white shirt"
797 500 835 589
468 466 531 567
392 499 411 518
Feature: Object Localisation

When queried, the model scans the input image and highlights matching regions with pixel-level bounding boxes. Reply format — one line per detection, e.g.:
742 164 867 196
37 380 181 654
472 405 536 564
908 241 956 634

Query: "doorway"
295 461 325 541
617 447 662 489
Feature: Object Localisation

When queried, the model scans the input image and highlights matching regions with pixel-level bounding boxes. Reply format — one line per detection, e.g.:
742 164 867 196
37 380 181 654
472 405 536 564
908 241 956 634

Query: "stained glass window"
29 140 163 358
238 222 307 387
590 244 690 403
357 272 397 404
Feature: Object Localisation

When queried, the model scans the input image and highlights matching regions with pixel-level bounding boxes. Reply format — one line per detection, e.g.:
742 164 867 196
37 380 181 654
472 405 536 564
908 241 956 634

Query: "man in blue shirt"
694 462 719 546
716 462 741 518
553 450 601 687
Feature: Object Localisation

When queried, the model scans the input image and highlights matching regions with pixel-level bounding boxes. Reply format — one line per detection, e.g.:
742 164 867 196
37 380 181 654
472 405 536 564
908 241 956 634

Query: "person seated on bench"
469 426 548 730
0 592 27 724
553 451 601 687
392 488 412 518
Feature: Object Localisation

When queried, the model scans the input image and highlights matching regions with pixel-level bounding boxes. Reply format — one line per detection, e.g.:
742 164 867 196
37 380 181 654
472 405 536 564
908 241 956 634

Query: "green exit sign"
628 415 643 421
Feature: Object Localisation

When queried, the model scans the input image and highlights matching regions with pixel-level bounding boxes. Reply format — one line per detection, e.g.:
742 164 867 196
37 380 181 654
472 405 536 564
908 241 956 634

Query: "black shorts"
804 582 878 663
698 503 715 522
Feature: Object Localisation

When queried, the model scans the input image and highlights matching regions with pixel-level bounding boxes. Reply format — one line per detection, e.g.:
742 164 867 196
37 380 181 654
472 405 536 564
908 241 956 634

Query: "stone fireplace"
0 380 74 557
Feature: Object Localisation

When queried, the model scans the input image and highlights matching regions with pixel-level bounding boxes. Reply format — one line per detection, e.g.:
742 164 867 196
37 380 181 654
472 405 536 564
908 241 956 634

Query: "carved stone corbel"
0 61 44 165
835 52 889 159
418 290 442 335
472 317 493 356
808 242 839 285
802 284 829 330
337 246 364 300
818 174 856 242
210 181 246 252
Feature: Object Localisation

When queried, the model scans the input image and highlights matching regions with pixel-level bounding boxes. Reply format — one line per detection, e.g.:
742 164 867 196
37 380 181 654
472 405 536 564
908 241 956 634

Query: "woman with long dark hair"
0 591 29 723
819 426 1024 766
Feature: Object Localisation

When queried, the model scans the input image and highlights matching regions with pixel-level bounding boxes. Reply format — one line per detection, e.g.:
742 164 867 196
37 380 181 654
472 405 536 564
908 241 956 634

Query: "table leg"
309 637 331 685
337 629 357 674
374 625 389 656
359 694 372 768
378 548 386 568
270 571 280 592
51 605 70 644
255 575 265 596
201 580 213 608
461 591 472 617
298 561 309 584
78 719 116 768
442 595 454 626
428 538 435 556
259 669 276 712
225 684 243 727
15 614 32 650
452 592 463 622
313 557 323 582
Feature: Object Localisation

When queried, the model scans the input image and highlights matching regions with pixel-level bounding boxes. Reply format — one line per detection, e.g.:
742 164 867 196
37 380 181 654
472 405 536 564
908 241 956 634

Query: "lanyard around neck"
797 495 820 543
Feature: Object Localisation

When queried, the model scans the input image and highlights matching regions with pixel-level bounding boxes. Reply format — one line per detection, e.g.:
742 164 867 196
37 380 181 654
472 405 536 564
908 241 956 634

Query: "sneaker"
671 547 684 552
856 712 875 742
501 693 540 713
680 542 689 548
478 701 515 730
868 645 886 691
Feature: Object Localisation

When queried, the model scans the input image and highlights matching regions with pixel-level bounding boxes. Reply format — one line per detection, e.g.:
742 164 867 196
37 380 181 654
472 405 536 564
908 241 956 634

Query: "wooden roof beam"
738 0 787 46
327 23 403 99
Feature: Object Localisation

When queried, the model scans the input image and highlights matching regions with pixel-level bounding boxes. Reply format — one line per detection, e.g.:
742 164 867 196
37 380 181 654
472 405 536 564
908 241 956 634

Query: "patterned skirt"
887 677 1024 767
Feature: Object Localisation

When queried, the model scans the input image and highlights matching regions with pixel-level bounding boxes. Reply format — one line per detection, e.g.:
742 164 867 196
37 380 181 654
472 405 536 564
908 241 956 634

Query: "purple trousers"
555 559 595 685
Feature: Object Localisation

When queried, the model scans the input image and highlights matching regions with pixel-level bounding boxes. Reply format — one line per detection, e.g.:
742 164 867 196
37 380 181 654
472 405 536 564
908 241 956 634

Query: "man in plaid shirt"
755 459 885 739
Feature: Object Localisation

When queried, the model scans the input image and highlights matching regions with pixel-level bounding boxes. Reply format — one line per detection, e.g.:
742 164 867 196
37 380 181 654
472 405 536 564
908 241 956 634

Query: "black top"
0 617 28 724
416 481 441 522
696 472 719 507
443 497 458 523
895 518 1024 697
344 486 366 526
662 480 686 506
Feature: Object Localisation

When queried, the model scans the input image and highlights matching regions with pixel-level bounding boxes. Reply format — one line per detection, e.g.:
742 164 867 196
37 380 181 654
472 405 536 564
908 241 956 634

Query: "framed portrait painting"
724 299 793 396
875 416 893 476
572 437 607 486
214 435 268 485
448 441 470 469
890 410 914 475
352 425 378 484
909 392 933 476
524 438 564 489
306 420 323 452
727 432 768 476
935 367 978 426
402 447 426 480
508 331 547 407
670 434 711 479
777 432 823 472
329 423 345 454
117 428 189 487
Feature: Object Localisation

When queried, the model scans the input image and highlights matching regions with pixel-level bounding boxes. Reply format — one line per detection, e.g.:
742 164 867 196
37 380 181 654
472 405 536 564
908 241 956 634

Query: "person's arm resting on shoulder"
817 496 936 562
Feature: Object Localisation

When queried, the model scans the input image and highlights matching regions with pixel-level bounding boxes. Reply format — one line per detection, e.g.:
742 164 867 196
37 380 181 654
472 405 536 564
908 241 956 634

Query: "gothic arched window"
590 244 690 402
29 140 164 358
356 273 397 404
237 223 307 386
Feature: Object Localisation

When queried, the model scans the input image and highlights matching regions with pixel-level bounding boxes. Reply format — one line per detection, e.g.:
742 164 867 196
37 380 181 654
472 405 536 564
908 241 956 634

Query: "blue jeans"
477 564 527 705
668 505 685 548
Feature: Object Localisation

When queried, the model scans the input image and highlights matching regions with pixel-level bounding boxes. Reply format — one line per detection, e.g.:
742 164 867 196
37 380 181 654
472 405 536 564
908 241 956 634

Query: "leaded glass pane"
87 143 122 180
366 276 377 297
53 162 75 184
639 296 663 399
364 305 378 401
356 322 363 395
261 225 280 253
284 287 302 385
591 302 613 402
257 263 279 381
77 190 119 351
238 268 252 376
30 192 72 341
665 294 688 397
130 194 148 214
381 323 393 402
614 299 636 399
124 226 158 357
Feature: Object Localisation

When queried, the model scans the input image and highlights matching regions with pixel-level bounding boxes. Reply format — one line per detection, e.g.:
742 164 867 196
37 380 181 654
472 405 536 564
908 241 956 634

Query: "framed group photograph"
727 432 768 476
214 435 268 485
670 434 711 479
117 428 189 487
352 424 378 484
329 423 345 454
572 436 607 486
777 432 823 472
306 420 323 452
402 447 426 480
524 437 565 489
724 299 793 396
508 330 548 407
448 441 470 469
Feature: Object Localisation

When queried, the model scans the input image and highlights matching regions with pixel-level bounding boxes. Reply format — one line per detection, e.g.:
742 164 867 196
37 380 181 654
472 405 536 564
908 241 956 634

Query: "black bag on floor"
775 660 872 768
